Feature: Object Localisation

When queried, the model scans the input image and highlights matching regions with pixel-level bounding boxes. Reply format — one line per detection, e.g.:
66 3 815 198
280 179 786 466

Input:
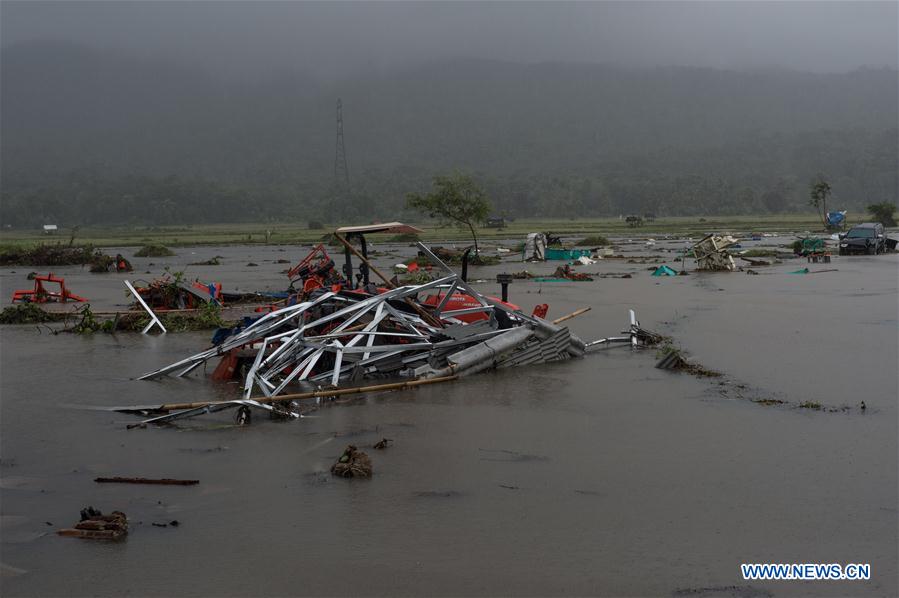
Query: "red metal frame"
11 273 88 304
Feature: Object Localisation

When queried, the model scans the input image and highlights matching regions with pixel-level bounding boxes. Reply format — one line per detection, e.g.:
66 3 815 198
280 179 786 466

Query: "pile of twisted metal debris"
119 239 658 427
691 234 738 271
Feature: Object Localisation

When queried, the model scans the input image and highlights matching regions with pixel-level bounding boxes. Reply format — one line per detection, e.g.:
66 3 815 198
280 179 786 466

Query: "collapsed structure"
691 234 738 271
127 241 656 426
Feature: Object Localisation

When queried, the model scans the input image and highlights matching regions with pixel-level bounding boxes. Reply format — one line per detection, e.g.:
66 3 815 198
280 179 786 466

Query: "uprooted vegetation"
63 303 232 334
189 256 222 266
0 303 67 325
405 247 500 267
133 244 175 257
657 341 861 414
575 235 610 247
0 244 113 268
655 342 721 377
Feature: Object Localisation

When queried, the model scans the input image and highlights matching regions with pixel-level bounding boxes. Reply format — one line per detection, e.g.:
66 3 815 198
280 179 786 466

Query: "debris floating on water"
373 438 393 450
691 234 738 271
331 445 373 478
57 508 128 540
114 238 657 426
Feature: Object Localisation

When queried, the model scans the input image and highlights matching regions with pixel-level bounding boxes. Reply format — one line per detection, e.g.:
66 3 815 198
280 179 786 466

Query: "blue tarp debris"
652 265 678 276
826 211 847 228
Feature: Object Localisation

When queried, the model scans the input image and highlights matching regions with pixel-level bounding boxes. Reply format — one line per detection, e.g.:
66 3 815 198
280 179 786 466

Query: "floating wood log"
94 477 199 486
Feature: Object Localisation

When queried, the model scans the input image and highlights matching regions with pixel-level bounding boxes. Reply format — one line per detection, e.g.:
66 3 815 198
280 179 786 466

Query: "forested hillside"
2 41 896 226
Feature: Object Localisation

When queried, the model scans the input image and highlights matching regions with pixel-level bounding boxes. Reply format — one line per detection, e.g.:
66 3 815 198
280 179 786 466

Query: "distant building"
486 216 505 229
43 224 58 234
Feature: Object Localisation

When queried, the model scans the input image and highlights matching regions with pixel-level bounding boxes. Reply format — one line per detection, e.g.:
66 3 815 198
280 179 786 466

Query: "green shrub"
867 202 897 227
134 244 175 257
575 235 610 247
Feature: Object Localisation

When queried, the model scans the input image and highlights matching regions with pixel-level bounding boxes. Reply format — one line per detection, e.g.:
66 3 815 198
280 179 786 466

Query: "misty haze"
0 2 897 598
1 1 897 225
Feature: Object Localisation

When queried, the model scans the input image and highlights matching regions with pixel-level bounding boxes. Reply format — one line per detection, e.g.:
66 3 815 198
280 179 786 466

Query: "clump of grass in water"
575 235 610 247
753 398 786 406
656 342 721 377
189 256 222 266
740 249 779 258
68 301 231 334
134 244 175 257
467 254 501 265
123 301 230 333
0 303 58 324
67 304 115 334
386 233 420 243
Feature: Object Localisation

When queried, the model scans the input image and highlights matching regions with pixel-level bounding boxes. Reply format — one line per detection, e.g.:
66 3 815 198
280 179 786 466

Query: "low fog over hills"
1 2 896 226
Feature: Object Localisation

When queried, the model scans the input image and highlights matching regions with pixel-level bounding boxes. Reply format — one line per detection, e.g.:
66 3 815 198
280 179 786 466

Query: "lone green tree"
406 173 491 254
808 177 831 228
866 202 897 227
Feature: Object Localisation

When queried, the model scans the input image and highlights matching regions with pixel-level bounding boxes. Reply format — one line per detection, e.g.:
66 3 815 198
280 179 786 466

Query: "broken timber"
94 477 199 485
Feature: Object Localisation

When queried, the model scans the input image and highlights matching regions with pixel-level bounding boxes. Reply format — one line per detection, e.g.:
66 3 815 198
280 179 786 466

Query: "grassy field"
0 214 830 249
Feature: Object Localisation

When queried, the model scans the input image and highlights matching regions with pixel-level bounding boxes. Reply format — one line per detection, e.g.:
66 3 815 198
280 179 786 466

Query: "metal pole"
127 375 459 413
124 280 166 334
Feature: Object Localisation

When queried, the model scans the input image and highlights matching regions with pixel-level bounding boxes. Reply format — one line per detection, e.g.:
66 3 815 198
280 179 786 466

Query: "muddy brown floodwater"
1 238 896 597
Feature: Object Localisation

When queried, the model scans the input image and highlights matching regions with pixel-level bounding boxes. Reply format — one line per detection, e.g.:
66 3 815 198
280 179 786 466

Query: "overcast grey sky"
2 1 897 78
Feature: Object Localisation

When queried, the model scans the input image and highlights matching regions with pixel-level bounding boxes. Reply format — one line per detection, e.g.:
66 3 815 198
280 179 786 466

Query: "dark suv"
839 223 887 255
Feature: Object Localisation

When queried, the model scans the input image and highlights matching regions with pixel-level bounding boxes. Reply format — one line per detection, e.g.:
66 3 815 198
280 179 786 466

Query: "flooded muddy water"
1 239 896 596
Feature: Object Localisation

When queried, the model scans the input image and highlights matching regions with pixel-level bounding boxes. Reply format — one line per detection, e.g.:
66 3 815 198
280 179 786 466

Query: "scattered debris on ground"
331 445 373 478
753 398 786 406
57 508 128 540
80 230 660 426
130 272 220 309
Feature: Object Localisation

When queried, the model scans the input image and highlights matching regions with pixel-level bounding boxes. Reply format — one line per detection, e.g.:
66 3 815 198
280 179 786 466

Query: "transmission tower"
334 98 349 187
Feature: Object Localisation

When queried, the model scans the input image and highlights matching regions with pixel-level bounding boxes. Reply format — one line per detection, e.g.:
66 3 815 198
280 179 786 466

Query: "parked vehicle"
839 223 886 255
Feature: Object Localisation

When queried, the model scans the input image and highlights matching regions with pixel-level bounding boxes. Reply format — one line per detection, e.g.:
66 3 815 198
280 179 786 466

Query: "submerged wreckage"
119 234 660 427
